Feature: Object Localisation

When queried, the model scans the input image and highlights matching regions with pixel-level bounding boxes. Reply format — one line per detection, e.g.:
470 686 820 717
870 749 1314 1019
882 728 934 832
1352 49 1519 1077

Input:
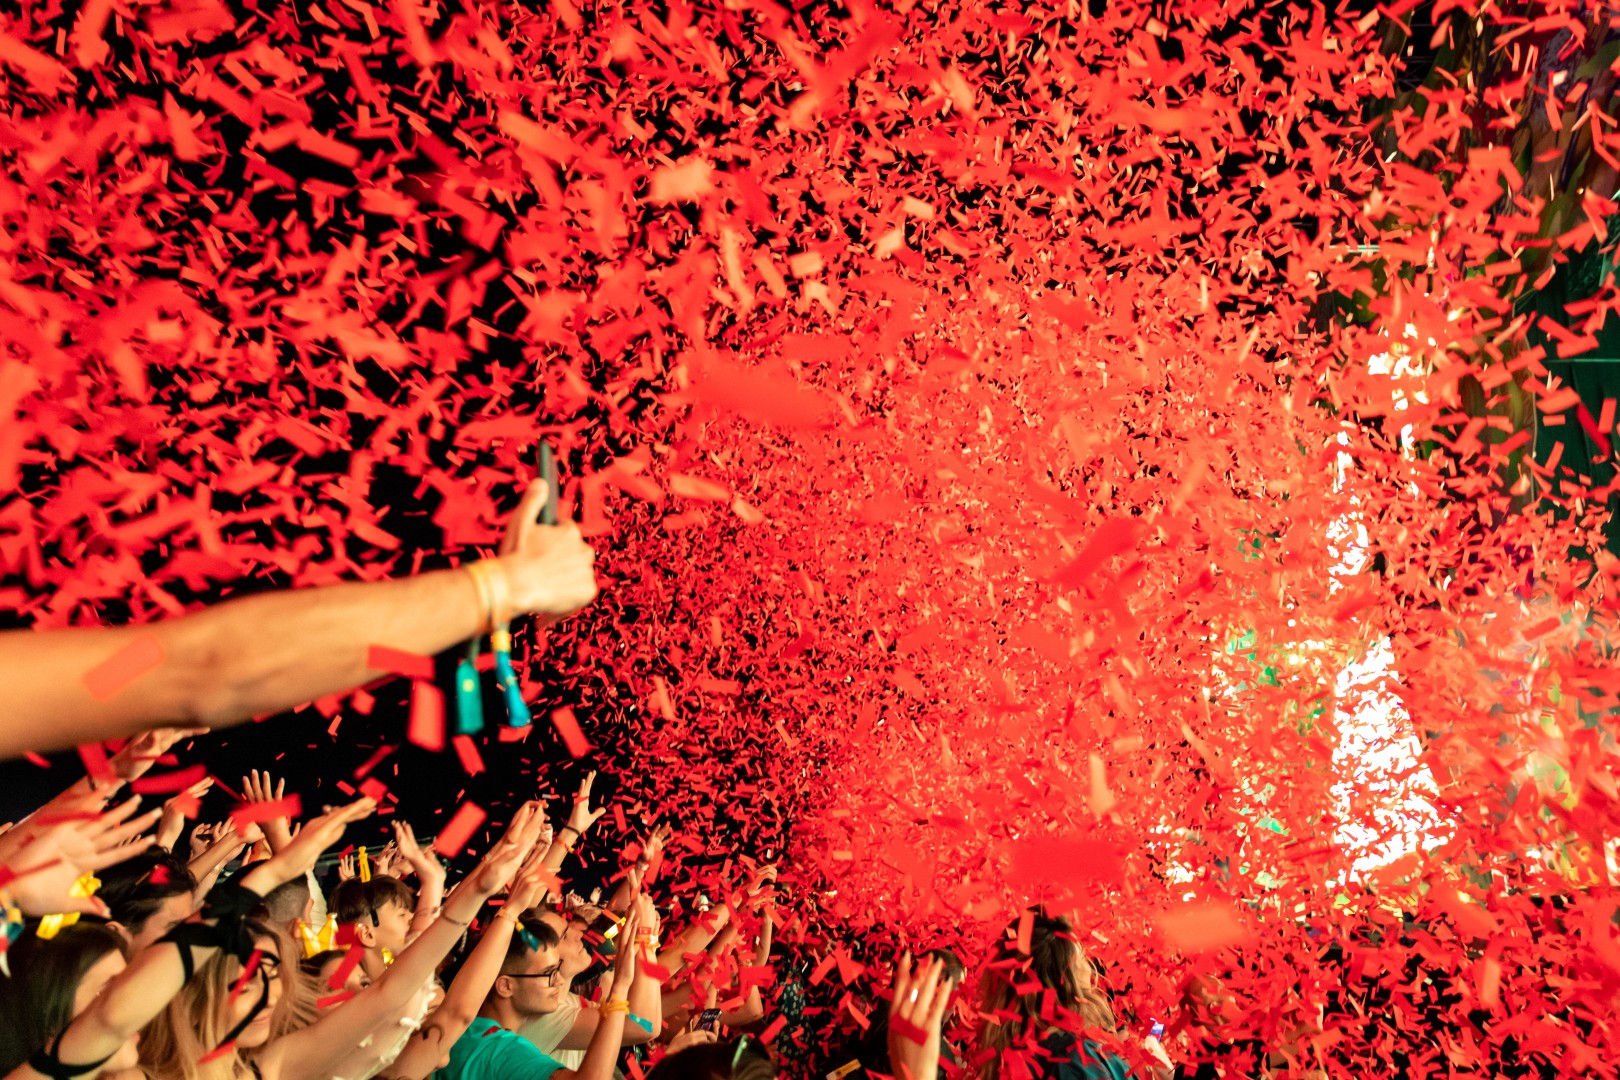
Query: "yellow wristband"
599 999 630 1017
464 562 494 634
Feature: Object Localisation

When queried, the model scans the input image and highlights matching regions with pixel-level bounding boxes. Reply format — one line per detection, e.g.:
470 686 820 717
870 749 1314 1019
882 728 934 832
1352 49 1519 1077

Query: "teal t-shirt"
432 1018 565 1080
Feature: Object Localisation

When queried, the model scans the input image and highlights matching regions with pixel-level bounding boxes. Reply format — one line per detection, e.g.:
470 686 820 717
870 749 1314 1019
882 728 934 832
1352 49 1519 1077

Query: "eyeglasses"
507 964 563 985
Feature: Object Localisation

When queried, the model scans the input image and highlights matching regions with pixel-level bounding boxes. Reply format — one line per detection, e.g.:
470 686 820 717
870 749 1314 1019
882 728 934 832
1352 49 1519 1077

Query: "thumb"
503 480 549 554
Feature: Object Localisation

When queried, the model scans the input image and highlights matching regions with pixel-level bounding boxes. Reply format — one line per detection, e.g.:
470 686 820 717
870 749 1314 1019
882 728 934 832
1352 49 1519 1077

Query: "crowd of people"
0 482 1225 1080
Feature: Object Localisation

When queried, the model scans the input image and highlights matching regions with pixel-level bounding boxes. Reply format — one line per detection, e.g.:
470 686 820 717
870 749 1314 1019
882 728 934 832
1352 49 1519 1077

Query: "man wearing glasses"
433 909 646 1080
432 918 574 1080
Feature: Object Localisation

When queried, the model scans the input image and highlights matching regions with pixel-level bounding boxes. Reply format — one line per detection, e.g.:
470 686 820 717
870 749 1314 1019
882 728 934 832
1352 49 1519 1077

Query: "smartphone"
1150 1019 1166 1038
697 1008 721 1033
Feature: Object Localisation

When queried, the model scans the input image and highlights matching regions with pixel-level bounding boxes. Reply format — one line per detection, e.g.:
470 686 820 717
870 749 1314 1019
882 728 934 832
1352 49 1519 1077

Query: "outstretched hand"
1 797 161 916
887 954 954 1080
244 797 374 895
565 771 608 836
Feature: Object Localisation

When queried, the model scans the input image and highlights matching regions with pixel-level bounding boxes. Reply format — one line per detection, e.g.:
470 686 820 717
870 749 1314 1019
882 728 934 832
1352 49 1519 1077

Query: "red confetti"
550 706 592 758
81 635 165 701
433 802 486 858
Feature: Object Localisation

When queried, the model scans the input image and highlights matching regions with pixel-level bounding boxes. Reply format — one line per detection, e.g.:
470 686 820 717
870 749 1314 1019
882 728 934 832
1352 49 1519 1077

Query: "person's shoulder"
1039 1031 1132 1080
483 1026 565 1077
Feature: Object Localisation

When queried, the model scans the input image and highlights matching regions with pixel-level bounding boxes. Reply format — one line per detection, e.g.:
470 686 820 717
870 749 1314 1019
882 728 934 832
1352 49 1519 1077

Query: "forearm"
624 970 662 1046
0 568 483 758
440 916 517 1022
720 986 763 1026
570 993 630 1080
281 910 479 1078
189 838 244 884
407 870 446 941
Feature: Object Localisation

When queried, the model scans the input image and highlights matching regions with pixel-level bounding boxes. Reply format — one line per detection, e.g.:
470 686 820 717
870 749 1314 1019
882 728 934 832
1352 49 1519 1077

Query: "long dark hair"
0 920 128 1074
975 909 1119 1078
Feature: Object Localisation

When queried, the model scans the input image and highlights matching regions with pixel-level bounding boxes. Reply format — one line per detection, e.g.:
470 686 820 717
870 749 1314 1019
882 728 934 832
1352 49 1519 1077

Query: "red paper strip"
452 735 485 776
231 795 301 830
550 706 593 758
367 645 435 681
408 682 445 752
433 802 486 858
82 635 166 701
130 764 208 795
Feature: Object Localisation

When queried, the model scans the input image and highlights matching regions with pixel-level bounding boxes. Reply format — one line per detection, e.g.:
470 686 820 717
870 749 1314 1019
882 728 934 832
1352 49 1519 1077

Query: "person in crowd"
0 921 130 1076
96 848 199 951
0 479 596 758
973 909 1170 1080
3 798 373 1080
511 796 663 1067
331 876 420 979
821 947 965 1078
432 894 648 1080
137 800 547 1080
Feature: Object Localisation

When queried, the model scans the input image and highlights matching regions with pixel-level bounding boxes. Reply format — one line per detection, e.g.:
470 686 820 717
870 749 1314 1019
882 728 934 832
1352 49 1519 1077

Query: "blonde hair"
140 922 302 1080
974 910 1119 1080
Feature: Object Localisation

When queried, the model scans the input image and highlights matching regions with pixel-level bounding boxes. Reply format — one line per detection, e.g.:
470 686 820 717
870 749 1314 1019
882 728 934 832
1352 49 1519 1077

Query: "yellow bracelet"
599 999 630 1017
464 561 495 634
484 558 512 626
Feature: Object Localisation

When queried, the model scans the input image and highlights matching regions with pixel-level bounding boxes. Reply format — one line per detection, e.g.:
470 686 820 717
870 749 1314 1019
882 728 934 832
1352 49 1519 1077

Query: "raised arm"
555 902 643 1080
394 821 446 943
263 804 547 1080
3 800 372 1080
541 771 607 877
387 847 555 1080
0 481 595 759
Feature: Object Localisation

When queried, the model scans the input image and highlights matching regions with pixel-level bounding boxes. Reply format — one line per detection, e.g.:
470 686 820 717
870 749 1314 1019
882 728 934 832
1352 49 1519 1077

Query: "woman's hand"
887 954 953 1080
241 769 295 851
1 797 160 916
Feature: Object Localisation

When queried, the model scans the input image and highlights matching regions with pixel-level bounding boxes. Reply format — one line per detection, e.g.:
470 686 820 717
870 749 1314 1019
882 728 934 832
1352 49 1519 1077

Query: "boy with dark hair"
332 875 419 977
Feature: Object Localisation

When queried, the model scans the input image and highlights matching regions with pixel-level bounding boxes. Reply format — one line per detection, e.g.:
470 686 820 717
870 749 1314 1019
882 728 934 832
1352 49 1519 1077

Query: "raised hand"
503 844 554 915
497 479 598 621
156 775 213 851
887 954 953 1080
244 798 375 894
393 820 445 885
337 850 357 881
240 769 294 852
565 770 608 836
1 797 161 916
470 801 546 894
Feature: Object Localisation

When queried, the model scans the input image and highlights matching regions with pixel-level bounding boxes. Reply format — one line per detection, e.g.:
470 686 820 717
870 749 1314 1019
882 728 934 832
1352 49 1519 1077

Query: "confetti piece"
82 635 165 701
550 706 592 758
1158 903 1252 953
407 682 445 753
433 802 486 858
367 646 435 681
231 795 301 830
